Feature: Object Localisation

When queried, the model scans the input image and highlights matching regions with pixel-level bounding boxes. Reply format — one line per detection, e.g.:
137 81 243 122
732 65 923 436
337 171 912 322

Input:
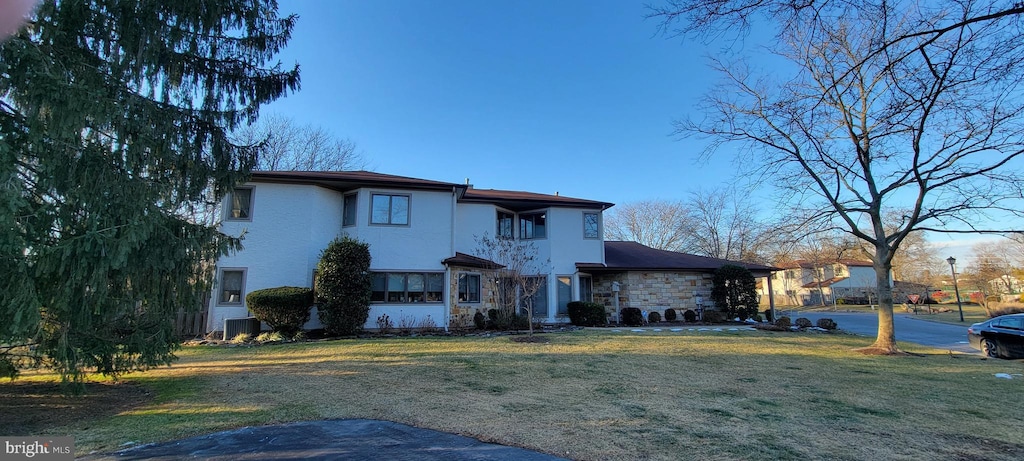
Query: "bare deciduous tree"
474 234 549 336
604 200 694 252
232 114 366 171
654 0 1024 354
687 187 778 264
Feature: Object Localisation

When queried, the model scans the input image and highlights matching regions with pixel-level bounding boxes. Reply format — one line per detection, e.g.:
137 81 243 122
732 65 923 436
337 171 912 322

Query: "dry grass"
6 330 1024 460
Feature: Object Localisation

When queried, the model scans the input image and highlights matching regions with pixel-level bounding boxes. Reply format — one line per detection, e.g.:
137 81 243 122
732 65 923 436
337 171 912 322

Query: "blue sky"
265 0 1005 262
267 0 723 205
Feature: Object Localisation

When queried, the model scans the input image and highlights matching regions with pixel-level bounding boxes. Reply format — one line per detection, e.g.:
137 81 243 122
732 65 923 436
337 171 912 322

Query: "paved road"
786 310 977 353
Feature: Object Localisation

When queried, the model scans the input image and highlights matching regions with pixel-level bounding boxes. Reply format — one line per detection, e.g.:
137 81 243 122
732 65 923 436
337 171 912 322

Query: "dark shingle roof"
460 188 613 211
583 241 778 274
249 170 462 192
442 252 504 270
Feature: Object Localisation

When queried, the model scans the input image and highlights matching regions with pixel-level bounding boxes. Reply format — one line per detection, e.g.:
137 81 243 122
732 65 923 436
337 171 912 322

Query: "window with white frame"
218 268 246 305
226 188 253 221
370 272 443 303
370 193 409 225
519 212 546 239
343 193 357 226
458 273 481 303
583 212 600 239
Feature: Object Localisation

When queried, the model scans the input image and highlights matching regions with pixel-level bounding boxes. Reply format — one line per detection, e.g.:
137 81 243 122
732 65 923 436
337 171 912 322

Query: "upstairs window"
519 212 546 239
497 211 514 239
583 212 600 239
371 193 409 225
343 193 357 226
226 188 253 221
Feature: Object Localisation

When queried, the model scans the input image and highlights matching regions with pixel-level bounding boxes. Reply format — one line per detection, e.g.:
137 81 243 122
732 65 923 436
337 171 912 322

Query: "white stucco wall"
209 182 343 332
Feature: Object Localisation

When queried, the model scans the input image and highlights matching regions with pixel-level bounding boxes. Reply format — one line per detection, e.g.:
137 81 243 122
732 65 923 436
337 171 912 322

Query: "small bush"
397 315 416 335
794 317 813 328
664 309 677 322
683 309 697 322
763 309 774 323
376 314 393 335
816 318 838 330
567 301 607 327
753 313 762 322
473 311 486 330
647 311 662 323
621 307 644 326
989 303 1024 317
775 316 792 329
255 331 285 343
245 286 314 336
702 310 725 324
419 315 438 334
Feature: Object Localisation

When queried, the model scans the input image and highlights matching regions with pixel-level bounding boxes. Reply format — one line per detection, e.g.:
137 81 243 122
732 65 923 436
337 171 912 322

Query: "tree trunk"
860 245 900 354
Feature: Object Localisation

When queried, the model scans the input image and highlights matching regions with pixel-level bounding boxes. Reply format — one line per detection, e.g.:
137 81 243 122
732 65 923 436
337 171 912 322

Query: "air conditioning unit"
223 317 261 340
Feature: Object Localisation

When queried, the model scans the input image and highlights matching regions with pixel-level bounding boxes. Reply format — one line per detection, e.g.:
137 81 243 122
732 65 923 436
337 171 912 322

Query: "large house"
209 171 776 333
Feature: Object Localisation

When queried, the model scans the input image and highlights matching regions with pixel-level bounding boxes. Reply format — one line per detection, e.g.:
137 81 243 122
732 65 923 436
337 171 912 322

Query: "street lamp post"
946 256 964 322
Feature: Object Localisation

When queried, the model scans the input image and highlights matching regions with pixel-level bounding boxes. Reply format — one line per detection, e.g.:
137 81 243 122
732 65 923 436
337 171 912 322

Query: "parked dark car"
968 313 1024 359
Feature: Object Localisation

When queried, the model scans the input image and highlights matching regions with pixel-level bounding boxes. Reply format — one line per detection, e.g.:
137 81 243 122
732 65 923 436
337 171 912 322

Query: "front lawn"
4 330 1024 460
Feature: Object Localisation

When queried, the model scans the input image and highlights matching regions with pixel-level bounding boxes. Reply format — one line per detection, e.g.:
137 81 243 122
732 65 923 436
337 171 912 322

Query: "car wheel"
982 338 1000 358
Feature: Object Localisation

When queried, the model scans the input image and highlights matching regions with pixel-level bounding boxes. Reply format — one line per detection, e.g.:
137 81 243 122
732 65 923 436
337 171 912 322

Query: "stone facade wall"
447 266 501 329
593 271 714 320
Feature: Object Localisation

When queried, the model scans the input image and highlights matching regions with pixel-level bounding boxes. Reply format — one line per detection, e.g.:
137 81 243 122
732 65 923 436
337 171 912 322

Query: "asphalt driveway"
80 419 567 461
789 311 976 353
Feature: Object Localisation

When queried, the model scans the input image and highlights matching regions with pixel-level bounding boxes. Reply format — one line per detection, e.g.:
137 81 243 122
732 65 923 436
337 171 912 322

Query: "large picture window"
371 272 443 303
458 273 481 303
226 188 253 221
371 194 409 225
519 212 546 239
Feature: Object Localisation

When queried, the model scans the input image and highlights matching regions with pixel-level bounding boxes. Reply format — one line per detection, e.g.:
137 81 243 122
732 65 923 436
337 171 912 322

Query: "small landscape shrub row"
754 316 838 332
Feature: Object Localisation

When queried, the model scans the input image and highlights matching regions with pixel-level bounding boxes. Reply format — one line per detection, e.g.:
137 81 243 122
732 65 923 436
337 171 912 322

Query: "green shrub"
664 308 677 322
567 301 607 326
647 311 661 323
763 309 774 323
711 265 759 320
683 309 697 322
487 308 527 330
473 311 486 330
316 236 372 336
816 318 838 330
245 286 314 336
775 316 792 329
753 313 762 322
795 317 813 328
621 307 644 326
702 310 725 324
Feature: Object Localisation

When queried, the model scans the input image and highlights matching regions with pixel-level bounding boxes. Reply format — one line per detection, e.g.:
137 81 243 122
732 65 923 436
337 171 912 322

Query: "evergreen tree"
0 0 299 385
711 265 759 320
316 237 372 336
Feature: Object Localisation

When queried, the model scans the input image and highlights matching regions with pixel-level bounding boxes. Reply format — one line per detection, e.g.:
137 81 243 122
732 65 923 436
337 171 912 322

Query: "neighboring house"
765 259 876 306
578 241 778 320
208 171 779 333
989 275 1024 294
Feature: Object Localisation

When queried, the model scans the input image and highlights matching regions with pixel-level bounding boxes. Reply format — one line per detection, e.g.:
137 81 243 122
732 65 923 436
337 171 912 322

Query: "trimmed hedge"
246 286 313 336
702 310 725 324
567 301 607 327
816 318 838 330
795 317 813 328
621 307 644 326
683 309 697 322
664 308 677 322
647 311 662 323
